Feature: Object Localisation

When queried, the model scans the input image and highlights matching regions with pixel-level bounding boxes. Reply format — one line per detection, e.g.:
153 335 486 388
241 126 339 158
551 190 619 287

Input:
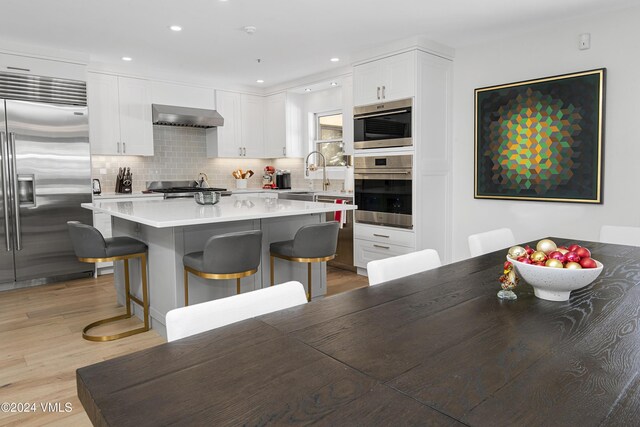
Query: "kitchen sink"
278 191 315 201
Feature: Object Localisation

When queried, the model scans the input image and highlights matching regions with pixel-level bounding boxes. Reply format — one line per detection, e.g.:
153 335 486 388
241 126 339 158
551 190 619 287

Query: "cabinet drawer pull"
376 86 381 100
239 147 242 156
283 147 286 156
7 66 30 72
373 244 390 249
382 85 386 99
117 142 121 153
373 233 389 238
122 142 126 154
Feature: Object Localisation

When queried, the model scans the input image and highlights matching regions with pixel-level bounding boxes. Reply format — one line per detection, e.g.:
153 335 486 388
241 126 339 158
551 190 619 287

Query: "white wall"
451 6 640 261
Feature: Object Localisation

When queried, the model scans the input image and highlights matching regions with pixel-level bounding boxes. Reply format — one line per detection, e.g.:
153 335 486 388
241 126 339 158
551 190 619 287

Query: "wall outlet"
579 33 591 50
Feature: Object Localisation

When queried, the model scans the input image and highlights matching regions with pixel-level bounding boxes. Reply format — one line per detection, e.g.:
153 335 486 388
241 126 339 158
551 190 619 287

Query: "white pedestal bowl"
507 256 603 301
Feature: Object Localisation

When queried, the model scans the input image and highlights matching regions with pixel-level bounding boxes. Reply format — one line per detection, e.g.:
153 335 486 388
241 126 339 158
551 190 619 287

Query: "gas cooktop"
146 181 229 199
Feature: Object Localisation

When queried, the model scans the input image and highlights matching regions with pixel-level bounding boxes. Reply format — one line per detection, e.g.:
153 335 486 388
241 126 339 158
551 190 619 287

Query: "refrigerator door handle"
0 131 10 251
8 132 21 251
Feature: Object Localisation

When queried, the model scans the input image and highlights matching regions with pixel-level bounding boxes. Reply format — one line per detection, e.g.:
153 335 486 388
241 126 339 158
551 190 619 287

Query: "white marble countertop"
82 196 357 228
93 192 164 199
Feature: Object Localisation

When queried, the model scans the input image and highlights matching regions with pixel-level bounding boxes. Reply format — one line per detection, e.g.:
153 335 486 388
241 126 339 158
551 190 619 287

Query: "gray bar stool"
183 230 262 306
67 221 149 342
269 221 340 301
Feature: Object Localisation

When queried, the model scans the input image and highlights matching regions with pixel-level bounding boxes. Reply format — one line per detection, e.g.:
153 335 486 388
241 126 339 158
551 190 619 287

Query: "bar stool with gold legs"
67 221 149 342
183 230 262 306
270 221 340 301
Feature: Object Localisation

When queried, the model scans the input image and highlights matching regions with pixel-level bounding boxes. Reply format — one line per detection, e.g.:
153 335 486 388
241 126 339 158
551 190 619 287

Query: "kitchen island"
82 196 356 337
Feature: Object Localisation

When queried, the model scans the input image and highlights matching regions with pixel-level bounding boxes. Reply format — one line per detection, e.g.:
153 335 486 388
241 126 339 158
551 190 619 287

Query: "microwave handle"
354 109 409 120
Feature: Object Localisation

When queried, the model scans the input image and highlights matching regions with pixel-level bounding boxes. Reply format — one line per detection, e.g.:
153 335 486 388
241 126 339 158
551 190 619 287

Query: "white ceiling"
1 0 638 89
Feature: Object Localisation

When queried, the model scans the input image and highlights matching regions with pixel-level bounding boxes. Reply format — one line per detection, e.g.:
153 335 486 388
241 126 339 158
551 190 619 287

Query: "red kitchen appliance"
262 165 276 189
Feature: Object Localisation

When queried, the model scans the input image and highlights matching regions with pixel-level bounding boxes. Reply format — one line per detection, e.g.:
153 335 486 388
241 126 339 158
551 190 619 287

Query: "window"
314 112 345 167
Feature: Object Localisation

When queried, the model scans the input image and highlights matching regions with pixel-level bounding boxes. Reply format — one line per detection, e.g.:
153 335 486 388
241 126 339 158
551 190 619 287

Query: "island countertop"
82 196 357 228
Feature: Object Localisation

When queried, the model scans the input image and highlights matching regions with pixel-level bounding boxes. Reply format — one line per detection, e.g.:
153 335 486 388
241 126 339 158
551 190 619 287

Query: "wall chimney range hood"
152 104 224 128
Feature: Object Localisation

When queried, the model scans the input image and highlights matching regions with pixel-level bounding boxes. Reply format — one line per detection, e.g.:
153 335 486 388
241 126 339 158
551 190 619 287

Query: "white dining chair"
468 228 516 257
367 249 442 286
600 225 640 246
166 281 307 342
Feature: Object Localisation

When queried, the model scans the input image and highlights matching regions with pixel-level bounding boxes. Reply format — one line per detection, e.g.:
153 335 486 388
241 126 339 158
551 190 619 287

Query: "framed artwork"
475 69 605 203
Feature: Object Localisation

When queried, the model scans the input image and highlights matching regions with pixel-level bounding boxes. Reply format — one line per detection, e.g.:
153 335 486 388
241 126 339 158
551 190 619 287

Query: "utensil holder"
236 179 247 189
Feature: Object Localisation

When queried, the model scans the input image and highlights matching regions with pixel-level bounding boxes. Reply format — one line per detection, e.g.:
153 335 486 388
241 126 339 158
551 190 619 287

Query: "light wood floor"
0 268 368 425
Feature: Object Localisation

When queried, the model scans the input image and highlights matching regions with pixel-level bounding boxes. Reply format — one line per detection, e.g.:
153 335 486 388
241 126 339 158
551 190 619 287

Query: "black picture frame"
474 69 605 203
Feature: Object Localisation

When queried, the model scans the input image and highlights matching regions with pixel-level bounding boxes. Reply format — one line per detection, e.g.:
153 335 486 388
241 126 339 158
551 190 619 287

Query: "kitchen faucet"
305 151 330 191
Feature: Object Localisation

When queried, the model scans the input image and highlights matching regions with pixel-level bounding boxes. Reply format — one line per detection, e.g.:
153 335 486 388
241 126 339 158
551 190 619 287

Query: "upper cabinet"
208 90 243 157
240 94 265 158
209 91 304 158
263 93 286 158
353 51 416 106
264 92 304 158
88 72 153 156
150 81 215 110
0 52 86 81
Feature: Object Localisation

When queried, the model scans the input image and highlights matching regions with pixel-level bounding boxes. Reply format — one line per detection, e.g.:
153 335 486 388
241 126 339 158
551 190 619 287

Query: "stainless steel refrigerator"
0 72 93 290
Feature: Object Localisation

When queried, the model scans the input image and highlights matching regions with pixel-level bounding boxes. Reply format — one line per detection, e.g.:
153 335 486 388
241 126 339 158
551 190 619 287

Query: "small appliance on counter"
262 165 276 189
275 169 291 189
115 167 133 194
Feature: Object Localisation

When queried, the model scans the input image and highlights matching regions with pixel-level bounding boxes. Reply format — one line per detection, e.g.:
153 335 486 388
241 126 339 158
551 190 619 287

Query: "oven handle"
354 109 409 120
355 171 412 180
355 170 411 175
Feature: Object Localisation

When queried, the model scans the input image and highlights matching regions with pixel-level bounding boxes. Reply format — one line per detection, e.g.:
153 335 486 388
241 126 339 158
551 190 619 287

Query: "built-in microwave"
353 98 412 149
354 154 413 229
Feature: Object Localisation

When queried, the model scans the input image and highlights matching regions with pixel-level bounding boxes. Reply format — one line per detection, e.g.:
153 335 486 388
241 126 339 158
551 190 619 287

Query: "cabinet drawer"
354 238 414 269
354 223 415 247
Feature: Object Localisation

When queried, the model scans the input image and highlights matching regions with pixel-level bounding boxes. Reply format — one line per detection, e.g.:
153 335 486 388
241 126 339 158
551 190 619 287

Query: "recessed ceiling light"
121 56 132 61
330 82 338 86
169 25 182 32
304 88 311 92
330 57 340 62
256 79 264 83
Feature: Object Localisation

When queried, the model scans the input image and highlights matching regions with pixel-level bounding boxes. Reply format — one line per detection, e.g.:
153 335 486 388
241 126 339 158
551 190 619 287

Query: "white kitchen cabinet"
354 238 414 269
0 52 86 81
264 93 286 158
263 92 304 158
353 51 416 106
241 94 265 158
150 81 215 109
88 72 153 156
208 90 242 157
208 91 264 158
354 223 415 269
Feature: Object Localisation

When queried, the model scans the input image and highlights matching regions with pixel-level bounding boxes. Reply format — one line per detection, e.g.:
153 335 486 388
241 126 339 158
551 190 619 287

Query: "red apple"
568 244 581 252
579 257 597 269
548 251 566 263
565 251 581 263
575 247 591 259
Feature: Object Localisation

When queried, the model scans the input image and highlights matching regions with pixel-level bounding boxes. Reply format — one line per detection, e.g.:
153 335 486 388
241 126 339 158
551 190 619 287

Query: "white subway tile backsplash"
91 126 344 192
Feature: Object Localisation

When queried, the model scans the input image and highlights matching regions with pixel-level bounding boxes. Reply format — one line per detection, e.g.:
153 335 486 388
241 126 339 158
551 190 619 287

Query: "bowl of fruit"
506 239 603 301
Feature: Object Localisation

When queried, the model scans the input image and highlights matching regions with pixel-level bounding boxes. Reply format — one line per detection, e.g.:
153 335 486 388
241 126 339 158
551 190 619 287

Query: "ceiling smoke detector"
243 26 257 35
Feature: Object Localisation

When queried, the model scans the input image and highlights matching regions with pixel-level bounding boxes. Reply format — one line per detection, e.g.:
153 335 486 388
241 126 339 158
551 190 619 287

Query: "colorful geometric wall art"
475 69 605 203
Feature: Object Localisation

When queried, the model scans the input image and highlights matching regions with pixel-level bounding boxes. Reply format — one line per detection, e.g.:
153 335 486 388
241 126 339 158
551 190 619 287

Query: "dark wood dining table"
77 238 640 426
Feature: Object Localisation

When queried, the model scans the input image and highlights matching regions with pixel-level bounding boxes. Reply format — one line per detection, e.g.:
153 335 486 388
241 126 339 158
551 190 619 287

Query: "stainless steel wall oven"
354 154 412 229
353 98 412 149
